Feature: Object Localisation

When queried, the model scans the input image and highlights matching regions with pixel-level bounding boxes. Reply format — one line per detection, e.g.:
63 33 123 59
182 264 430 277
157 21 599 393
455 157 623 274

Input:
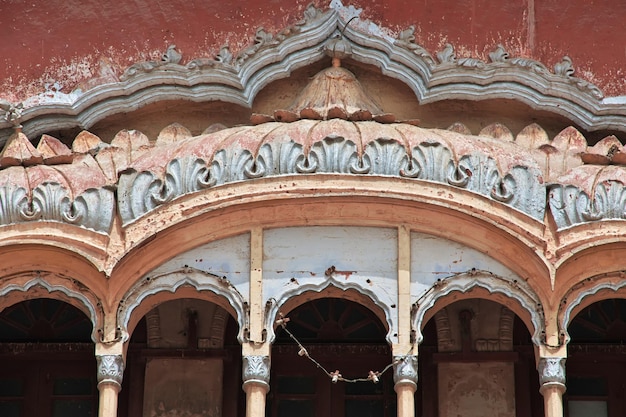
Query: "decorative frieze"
0 183 114 233
549 180 626 229
96 354 125 388
118 129 546 225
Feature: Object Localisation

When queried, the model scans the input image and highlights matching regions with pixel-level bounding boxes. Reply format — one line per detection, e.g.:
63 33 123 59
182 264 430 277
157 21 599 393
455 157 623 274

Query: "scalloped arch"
116 269 248 343
264 272 396 345
0 274 103 342
558 273 626 344
412 270 545 346
4 5 624 145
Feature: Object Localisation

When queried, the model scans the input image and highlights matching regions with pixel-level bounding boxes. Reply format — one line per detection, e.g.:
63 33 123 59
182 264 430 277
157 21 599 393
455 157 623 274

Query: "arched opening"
269 297 392 417
420 298 543 417
0 298 97 417
565 298 626 417
117 298 243 417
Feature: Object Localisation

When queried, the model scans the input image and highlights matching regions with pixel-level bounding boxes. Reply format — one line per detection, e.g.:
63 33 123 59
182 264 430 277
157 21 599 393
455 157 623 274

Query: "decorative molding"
96 354 125 388
393 355 418 387
549 181 626 230
242 355 271 389
411 269 545 346
4 5 623 147
264 268 396 345
0 183 114 233
558 274 626 344
498 306 515 350
117 268 248 343
538 357 566 386
118 132 545 225
434 309 456 352
0 275 102 342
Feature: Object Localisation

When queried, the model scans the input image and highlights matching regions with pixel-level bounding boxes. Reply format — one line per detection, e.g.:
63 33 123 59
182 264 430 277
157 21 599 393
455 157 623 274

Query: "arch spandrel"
116 233 251 343
262 226 398 345
410 233 545 345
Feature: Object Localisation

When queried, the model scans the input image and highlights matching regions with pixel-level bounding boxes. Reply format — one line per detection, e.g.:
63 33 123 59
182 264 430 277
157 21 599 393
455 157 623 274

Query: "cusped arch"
265 275 395 345
0 272 103 342
558 272 626 344
412 269 545 346
117 268 248 343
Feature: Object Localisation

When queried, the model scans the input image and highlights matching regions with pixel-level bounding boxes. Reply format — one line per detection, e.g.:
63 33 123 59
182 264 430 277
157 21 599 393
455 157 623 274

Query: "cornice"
1 4 623 146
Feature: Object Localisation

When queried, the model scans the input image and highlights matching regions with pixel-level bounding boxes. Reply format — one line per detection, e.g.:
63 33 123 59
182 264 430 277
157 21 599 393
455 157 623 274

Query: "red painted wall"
1 0 624 102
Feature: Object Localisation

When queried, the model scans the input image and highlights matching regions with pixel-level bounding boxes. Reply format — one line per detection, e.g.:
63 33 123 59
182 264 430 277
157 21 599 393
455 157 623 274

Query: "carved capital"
538 357 566 387
242 355 271 389
96 354 125 388
393 355 418 387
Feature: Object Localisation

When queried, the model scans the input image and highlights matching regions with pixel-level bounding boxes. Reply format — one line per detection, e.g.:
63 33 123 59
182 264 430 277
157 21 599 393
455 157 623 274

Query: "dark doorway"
0 299 97 417
270 298 394 417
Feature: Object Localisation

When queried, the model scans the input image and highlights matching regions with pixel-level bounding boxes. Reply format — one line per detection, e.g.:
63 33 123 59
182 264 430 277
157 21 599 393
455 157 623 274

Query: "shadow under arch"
265 282 393 346
117 268 248 343
412 269 545 346
558 272 626 344
0 273 102 342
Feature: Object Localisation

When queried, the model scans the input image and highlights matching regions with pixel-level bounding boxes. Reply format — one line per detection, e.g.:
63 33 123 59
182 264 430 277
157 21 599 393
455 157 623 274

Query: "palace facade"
2 2 626 417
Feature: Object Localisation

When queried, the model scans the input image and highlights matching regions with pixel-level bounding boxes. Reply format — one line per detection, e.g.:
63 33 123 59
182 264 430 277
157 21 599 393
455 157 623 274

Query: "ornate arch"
558 272 626 344
412 269 545 346
0 272 103 342
264 268 396 345
116 267 248 343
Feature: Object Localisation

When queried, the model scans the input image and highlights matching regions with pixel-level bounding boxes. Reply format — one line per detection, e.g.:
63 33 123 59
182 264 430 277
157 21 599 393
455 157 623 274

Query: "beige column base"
540 382 565 417
395 380 417 417
98 381 121 417
243 380 270 417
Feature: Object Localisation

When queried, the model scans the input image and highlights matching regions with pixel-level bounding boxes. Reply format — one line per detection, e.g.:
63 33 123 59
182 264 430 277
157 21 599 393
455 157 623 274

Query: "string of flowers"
275 313 407 384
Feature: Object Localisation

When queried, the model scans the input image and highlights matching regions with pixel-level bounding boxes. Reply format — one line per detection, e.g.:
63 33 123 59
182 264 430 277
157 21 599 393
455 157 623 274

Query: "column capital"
96 354 125 389
393 355 418 388
242 355 271 391
538 356 566 387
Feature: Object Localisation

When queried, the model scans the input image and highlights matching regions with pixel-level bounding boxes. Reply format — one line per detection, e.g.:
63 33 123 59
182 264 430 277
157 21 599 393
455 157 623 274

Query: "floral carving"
118 129 546 225
548 181 626 230
242 355 271 387
538 357 566 386
393 355 418 386
120 45 182 80
97 354 125 387
0 183 114 233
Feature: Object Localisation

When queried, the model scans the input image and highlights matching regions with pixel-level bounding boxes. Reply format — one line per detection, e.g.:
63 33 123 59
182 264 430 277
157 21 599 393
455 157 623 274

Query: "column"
242 354 271 417
538 357 566 417
96 342 125 417
394 355 418 417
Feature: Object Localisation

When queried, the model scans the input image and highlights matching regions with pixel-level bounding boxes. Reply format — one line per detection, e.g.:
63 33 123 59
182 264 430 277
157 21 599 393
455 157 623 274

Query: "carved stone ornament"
393 355 418 386
538 357 566 386
96 354 125 387
242 355 271 388
4 3 619 149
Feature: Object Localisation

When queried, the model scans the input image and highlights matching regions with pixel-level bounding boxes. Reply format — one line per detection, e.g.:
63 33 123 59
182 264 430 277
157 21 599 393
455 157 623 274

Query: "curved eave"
1 8 618 145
